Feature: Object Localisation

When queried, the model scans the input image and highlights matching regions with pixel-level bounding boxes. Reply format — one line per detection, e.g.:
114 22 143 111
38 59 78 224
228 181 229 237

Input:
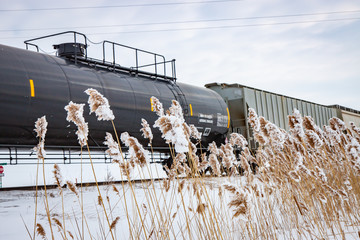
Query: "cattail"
230 133 248 148
265 122 285 149
198 154 209 172
350 122 360 138
345 137 360 163
224 183 251 219
259 117 270 138
288 109 305 142
329 117 346 132
121 132 149 167
209 153 221 176
104 132 123 163
208 141 219 155
223 183 238 194
163 179 171 192
240 155 251 175
53 164 63 188
140 118 153 144
36 223 46 239
254 132 266 146
66 180 78 196
64 101 88 146
68 231 74 239
305 130 322 148
323 125 341 146
52 217 63 230
112 184 120 195
110 216 120 230
34 116 48 141
33 116 48 158
153 99 189 153
248 108 260 132
119 162 132 177
196 203 207 214
189 124 202 140
178 180 185 193
303 116 316 132
84 88 114 121
150 96 164 116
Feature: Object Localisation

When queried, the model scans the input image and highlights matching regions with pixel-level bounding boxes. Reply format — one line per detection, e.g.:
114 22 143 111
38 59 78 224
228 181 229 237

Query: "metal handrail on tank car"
24 31 88 65
102 40 176 81
23 31 176 81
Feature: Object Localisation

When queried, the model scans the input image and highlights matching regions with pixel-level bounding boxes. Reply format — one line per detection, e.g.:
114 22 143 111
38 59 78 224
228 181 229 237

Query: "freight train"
0 31 229 151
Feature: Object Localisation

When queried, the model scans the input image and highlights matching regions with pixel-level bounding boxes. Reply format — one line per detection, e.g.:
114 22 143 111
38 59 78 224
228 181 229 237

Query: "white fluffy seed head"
85 88 114 121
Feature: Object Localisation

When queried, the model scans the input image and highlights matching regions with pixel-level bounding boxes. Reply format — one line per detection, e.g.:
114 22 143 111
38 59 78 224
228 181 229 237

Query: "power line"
87 17 360 34
1 9 359 33
0 0 244 12
0 17 358 40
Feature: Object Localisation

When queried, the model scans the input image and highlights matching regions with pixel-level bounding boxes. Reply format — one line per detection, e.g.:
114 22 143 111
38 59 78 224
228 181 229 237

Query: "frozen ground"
1 174 359 239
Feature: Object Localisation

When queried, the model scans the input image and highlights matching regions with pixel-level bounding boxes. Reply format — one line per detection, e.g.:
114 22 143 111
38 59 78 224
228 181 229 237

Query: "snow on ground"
1 175 359 239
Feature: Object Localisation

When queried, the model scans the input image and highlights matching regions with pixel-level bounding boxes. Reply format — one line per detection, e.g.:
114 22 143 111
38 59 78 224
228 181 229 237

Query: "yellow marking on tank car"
189 104 193 116
150 97 154 111
226 107 230 128
29 79 35 97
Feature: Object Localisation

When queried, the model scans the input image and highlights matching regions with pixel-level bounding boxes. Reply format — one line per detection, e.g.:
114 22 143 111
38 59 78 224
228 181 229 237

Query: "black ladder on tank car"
24 31 177 82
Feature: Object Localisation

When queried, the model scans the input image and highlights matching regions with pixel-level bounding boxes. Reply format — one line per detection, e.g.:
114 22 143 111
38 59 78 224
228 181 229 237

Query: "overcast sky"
1 0 359 110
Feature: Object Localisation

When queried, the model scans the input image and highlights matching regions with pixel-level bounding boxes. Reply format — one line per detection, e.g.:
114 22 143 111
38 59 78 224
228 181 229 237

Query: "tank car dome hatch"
53 42 87 57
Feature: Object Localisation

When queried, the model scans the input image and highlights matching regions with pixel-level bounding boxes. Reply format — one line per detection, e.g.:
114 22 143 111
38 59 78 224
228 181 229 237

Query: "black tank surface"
0 43 229 149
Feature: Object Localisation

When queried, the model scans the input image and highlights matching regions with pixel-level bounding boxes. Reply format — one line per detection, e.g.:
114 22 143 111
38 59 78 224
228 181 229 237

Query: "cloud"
0 0 359 110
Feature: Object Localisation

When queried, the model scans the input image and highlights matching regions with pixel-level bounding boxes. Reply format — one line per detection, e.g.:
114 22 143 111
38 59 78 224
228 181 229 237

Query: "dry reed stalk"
33 116 54 240
109 120 153 240
52 164 67 239
66 94 115 240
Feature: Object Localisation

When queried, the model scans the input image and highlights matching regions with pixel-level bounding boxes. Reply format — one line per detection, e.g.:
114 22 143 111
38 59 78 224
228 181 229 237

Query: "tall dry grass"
29 90 360 240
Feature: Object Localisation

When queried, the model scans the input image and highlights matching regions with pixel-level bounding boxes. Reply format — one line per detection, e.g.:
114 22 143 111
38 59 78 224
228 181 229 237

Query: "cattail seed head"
36 223 46 239
104 132 123 163
85 88 114 121
66 180 78 196
230 133 248 148
151 96 164 116
34 116 48 140
140 118 153 143
248 108 260 132
64 101 88 146
121 132 150 168
110 217 120 230
53 164 63 188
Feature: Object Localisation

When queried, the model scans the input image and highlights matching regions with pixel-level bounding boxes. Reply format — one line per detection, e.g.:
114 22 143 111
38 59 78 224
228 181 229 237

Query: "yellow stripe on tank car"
29 79 35 97
226 107 230 128
150 97 154 111
189 104 193 116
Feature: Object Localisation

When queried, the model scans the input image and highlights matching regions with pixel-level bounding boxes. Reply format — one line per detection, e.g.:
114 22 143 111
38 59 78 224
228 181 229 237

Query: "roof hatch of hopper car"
24 31 177 82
